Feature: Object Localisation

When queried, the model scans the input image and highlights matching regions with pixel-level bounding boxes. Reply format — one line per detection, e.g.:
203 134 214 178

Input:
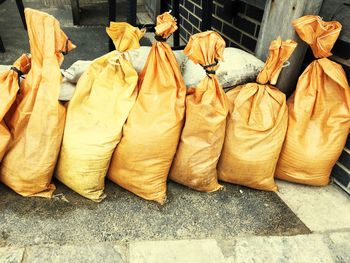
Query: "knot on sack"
200 59 218 76
108 51 130 66
59 38 71 55
154 34 168 42
11 66 25 86
11 66 24 77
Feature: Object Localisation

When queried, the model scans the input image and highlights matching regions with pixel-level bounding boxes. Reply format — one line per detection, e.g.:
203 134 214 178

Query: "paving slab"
0 247 24 263
233 234 334 263
129 239 228 263
128 233 350 263
0 180 310 247
276 180 350 232
24 243 126 263
3 233 349 263
327 232 350 262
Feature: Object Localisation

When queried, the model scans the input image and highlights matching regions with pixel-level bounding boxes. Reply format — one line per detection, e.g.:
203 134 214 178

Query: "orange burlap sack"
108 12 186 204
276 16 350 186
0 54 31 161
169 31 228 192
0 8 75 197
56 22 144 201
218 37 297 191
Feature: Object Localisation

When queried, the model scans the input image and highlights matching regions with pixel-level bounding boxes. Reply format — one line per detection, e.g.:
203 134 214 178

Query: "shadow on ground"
0 180 310 247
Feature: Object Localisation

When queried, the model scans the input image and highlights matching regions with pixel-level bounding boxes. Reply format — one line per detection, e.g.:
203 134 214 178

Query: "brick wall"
170 0 265 53
178 0 201 42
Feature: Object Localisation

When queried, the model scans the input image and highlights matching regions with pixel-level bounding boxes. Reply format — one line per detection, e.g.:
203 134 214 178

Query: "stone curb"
1 232 349 263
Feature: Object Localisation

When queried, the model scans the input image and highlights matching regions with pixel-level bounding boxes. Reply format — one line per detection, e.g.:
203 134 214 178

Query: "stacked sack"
276 16 350 185
169 31 229 192
218 37 297 191
108 12 186 204
56 22 145 201
0 8 75 197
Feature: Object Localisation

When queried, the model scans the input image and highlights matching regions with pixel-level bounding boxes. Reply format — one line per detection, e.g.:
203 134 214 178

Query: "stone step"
332 161 350 194
332 136 350 193
345 134 350 148
337 147 350 170
2 234 350 263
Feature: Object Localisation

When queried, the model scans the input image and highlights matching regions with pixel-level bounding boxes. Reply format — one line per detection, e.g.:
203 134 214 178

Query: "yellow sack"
56 22 145 201
169 31 228 192
276 16 350 186
0 54 31 161
218 37 297 191
108 12 186 204
0 8 75 197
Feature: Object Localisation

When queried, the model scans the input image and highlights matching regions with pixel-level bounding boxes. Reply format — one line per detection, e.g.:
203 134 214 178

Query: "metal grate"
70 0 214 51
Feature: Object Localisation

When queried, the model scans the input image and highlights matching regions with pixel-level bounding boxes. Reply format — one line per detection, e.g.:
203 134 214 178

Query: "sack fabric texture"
0 8 75 197
0 54 31 161
108 12 186 204
169 31 229 192
218 37 297 191
276 16 350 186
56 22 144 201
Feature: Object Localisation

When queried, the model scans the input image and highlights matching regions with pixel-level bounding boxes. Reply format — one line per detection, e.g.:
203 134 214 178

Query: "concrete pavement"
1 1 350 262
0 180 349 262
1 232 349 262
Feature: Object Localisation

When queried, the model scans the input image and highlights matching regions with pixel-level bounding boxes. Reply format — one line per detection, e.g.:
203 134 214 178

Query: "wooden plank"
255 0 323 95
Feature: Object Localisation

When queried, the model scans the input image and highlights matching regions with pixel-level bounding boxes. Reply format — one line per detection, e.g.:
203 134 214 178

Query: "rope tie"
59 38 71 55
11 66 25 86
200 59 219 76
154 34 168 42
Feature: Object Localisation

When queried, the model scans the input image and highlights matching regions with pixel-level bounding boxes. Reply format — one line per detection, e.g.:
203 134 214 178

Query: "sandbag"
59 46 264 101
0 54 31 161
169 31 228 192
183 47 264 91
56 22 145 201
275 16 350 186
0 8 75 197
108 12 186 204
61 60 91 84
218 37 297 191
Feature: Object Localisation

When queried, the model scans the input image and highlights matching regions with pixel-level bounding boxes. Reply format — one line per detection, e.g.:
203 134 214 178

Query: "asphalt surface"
0 180 310 246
